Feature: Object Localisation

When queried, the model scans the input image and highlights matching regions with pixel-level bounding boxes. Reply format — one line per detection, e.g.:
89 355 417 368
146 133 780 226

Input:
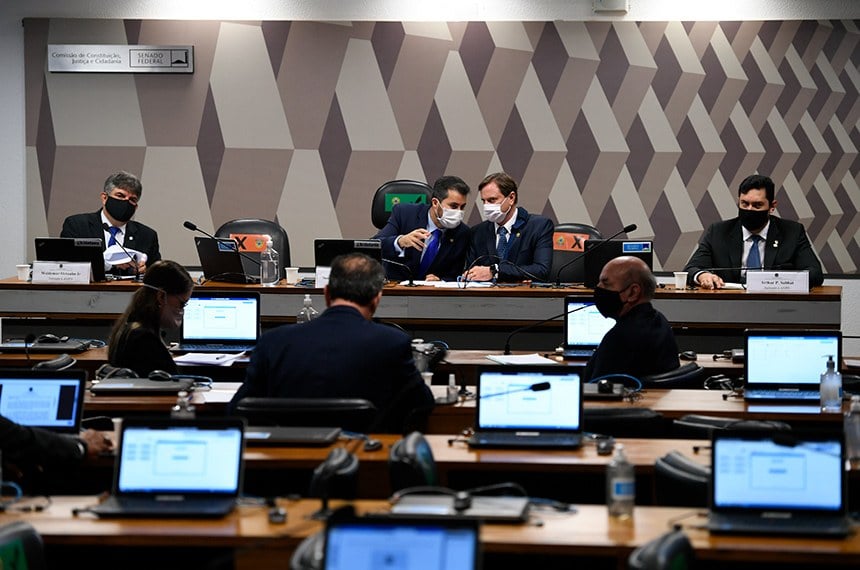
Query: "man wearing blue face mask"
584 256 679 382
374 175 471 281
462 172 553 282
684 174 823 289
61 171 161 276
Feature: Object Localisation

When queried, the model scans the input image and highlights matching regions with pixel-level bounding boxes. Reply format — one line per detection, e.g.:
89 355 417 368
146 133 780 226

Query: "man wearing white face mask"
463 172 553 282
373 175 471 281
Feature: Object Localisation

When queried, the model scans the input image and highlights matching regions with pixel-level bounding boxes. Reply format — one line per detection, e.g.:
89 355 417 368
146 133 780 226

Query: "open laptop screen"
745 330 841 387
0 369 86 433
564 299 613 348
181 293 259 343
476 366 582 431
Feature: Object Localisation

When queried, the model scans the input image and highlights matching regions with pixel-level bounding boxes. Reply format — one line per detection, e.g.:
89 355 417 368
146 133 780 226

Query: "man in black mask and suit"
61 171 161 275
684 174 823 289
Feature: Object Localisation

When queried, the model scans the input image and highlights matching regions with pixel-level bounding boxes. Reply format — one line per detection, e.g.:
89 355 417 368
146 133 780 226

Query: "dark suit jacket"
60 210 162 270
373 204 470 281
0 415 84 470
228 305 434 433
684 216 823 287
464 207 554 282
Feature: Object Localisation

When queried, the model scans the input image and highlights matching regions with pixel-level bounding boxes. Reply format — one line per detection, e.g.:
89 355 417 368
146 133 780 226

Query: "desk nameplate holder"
31 261 91 284
745 270 809 293
315 266 331 288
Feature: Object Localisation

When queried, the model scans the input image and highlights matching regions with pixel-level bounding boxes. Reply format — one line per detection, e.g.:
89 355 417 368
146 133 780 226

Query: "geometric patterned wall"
24 19 860 272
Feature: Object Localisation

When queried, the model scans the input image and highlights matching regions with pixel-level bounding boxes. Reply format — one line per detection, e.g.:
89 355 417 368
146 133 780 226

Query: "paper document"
721 282 745 290
427 281 494 288
486 353 559 365
174 352 247 366
103 245 148 266
845 359 860 368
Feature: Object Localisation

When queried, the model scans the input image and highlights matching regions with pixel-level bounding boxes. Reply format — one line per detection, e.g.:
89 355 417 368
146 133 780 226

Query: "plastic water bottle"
845 395 860 464
820 355 842 413
259 236 279 287
296 294 319 323
606 443 635 519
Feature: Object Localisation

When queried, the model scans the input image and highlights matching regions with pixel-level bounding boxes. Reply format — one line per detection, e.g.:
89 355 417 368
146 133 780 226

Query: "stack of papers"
485 353 559 365
103 245 148 266
399 280 494 288
174 353 248 366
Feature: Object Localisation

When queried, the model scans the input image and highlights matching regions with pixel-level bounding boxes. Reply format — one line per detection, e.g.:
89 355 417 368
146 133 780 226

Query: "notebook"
89 417 245 519
34 236 107 282
314 238 383 267
194 236 260 284
743 329 841 401
324 516 480 570
583 240 653 288
467 365 583 449
244 426 342 446
707 430 851 537
561 298 614 359
171 291 261 354
0 368 86 433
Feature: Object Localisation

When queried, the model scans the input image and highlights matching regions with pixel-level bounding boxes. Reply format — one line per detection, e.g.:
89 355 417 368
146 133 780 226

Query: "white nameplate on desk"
745 270 809 293
315 266 331 288
31 261 91 284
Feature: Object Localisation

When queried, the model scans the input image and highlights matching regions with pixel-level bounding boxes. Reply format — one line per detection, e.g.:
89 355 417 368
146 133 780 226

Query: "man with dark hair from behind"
374 175 471 281
228 253 434 433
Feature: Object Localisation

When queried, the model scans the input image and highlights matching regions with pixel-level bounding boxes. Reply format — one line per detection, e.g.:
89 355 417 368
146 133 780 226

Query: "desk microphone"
503 303 591 355
480 381 551 399
382 258 417 287
553 223 637 287
183 220 261 267
102 223 141 281
460 254 501 288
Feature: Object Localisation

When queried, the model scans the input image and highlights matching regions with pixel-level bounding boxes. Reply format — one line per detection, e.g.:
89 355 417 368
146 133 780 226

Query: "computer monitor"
34 237 106 282
583 240 653 288
313 239 382 267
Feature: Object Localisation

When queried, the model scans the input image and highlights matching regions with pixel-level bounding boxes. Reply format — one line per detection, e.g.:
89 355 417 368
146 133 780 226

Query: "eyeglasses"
172 295 190 309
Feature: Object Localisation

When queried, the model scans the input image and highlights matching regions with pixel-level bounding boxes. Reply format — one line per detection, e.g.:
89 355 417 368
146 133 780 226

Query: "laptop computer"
314 239 383 267
34 236 107 282
194 236 260 284
244 426 342 446
0 337 90 354
90 375 195 395
0 368 86 433
583 240 653 288
743 329 841 401
467 365 584 449
707 430 851 537
89 417 245 518
324 515 480 570
561 298 614 359
171 291 261 354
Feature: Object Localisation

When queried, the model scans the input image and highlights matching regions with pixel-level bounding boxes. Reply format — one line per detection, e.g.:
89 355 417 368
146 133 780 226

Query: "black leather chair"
388 431 438 492
0 521 47 570
641 362 706 389
215 218 291 278
549 222 603 284
371 180 432 230
290 531 324 570
233 397 378 433
672 414 792 439
653 451 709 507
628 529 695 570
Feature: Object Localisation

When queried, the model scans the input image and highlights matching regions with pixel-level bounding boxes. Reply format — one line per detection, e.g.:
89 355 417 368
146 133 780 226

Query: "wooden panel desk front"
7 497 860 569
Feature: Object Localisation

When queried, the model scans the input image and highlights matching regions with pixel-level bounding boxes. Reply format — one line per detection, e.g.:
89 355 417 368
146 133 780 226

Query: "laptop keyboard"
563 349 594 358
744 390 819 400
175 343 254 353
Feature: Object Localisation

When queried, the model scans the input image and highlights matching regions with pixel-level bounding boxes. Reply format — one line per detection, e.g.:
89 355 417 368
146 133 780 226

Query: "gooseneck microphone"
554 223 638 287
382 258 417 287
503 303 592 355
183 220 261 266
460 254 501 288
480 381 551 399
103 223 141 281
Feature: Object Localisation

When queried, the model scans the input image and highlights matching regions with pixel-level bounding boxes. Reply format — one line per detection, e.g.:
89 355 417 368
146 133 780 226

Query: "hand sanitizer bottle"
296 294 319 323
820 355 842 413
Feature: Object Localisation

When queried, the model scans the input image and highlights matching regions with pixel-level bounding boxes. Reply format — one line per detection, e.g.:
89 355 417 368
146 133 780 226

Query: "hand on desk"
696 272 724 290
80 429 114 460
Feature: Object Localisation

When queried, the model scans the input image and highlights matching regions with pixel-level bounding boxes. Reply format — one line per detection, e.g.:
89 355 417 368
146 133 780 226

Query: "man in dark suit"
373 175 470 282
60 171 161 275
228 253 434 433
463 172 553 282
684 174 824 289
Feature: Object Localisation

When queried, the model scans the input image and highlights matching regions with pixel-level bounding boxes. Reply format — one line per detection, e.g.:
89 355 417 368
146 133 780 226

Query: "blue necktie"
418 229 442 278
107 226 121 247
747 234 763 270
496 226 510 261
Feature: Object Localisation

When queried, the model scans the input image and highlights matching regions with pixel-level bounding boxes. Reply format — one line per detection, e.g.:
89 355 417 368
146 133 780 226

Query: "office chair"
215 218 291 278
0 521 47 570
388 431 438 492
628 529 695 570
32 354 76 370
641 362 706 389
549 222 603 284
371 180 432 230
233 397 378 433
583 407 670 439
672 414 791 439
290 531 324 570
653 451 709 507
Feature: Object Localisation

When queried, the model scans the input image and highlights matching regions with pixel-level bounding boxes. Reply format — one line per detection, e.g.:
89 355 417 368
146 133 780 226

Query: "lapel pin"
772 240 778 247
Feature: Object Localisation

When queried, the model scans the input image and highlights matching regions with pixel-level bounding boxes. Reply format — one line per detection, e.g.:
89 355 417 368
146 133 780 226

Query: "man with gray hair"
584 256 679 381
229 253 434 433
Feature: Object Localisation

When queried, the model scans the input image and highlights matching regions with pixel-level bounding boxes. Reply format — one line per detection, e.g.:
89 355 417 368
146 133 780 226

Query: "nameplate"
48 44 194 74
315 266 332 288
31 261 91 284
746 270 809 293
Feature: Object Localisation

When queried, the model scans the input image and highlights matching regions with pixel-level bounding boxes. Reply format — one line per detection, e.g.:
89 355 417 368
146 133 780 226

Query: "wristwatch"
75 439 87 459
490 264 498 279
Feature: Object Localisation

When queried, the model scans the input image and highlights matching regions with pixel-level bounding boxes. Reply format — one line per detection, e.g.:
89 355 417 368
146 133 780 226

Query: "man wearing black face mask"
61 171 161 275
683 174 823 289
584 256 679 382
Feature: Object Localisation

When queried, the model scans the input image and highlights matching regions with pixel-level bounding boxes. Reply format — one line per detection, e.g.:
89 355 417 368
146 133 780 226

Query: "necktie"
418 229 442 278
747 234 763 270
107 226 121 247
496 226 510 261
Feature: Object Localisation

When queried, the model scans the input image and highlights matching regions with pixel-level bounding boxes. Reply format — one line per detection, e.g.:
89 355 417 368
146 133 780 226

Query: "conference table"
4 496 859 570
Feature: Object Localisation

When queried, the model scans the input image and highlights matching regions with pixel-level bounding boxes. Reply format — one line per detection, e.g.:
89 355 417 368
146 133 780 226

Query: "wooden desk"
7 497 859 569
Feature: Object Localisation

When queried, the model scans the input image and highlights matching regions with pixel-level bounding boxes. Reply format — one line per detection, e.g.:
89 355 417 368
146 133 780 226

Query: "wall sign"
48 44 194 73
